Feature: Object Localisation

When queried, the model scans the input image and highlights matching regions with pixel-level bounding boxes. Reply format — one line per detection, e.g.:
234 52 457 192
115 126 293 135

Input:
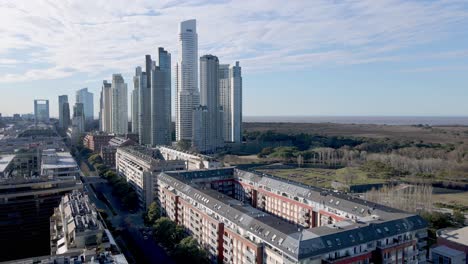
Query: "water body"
244 116 468 126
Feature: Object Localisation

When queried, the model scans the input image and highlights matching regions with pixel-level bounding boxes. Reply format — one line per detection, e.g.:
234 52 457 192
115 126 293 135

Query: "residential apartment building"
99 80 112 132
100 136 136 168
111 74 128 135
115 146 186 209
431 226 468 264
176 19 200 142
219 62 242 143
156 145 222 170
83 132 115 152
156 168 428 264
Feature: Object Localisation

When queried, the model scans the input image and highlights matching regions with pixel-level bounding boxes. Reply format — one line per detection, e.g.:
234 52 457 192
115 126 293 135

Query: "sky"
0 0 467 118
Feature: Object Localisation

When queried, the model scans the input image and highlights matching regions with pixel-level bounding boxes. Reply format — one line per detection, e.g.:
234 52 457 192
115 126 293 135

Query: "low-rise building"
40 149 80 178
431 227 468 264
156 168 428 264
83 133 115 152
100 136 136 168
157 145 222 170
116 146 186 209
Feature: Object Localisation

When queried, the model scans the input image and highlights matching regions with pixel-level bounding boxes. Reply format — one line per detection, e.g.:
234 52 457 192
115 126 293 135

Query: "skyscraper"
138 59 151 145
131 68 140 134
219 64 231 141
219 62 243 143
72 103 85 133
230 61 243 143
192 55 224 153
58 95 70 129
111 74 128 135
62 102 70 129
176 19 199 142
151 47 172 146
34 99 49 123
99 80 112 132
75 88 94 129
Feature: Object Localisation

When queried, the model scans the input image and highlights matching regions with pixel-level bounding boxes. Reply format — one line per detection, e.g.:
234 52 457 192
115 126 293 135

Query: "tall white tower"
99 80 112 132
176 19 199 142
111 74 128 135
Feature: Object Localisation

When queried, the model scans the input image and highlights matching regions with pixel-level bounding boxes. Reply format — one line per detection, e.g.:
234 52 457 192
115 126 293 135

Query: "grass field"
255 167 386 188
433 188 468 209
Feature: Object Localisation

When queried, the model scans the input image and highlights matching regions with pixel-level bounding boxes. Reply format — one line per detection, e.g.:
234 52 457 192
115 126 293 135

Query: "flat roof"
432 245 464 257
440 226 468 246
0 154 15 173
41 151 78 169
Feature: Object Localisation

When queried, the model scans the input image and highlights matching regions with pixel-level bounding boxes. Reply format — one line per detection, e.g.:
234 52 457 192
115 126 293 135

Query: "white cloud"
0 0 467 82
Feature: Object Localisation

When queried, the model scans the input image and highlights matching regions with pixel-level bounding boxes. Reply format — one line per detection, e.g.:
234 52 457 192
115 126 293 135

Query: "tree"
88 154 102 165
297 154 304 168
153 217 180 249
122 190 138 210
172 236 208 264
177 140 191 151
453 210 465 226
104 170 117 179
147 201 161 224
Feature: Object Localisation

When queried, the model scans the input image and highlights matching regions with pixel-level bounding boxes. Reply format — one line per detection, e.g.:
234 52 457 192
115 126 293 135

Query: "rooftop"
41 150 78 170
0 154 15 174
439 226 468 246
432 245 465 257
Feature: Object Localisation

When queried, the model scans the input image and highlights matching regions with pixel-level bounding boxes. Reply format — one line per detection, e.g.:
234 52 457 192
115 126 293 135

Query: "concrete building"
99 80 112 133
76 88 94 129
219 62 242 143
34 99 50 123
176 19 200 142
131 72 139 134
58 95 70 129
230 61 242 143
115 146 186 209
431 227 468 264
111 74 128 135
72 103 85 133
136 64 151 145
83 132 115 152
192 55 224 153
156 146 222 170
40 149 80 178
157 168 428 264
0 164 81 261
100 136 136 168
50 190 103 255
151 47 172 146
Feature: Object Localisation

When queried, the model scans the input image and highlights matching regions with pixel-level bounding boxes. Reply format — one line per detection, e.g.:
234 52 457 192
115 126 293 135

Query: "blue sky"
0 0 467 117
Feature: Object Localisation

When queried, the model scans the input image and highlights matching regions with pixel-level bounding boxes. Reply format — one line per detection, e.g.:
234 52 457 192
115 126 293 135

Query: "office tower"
59 95 70 129
151 47 172 146
72 103 85 133
111 74 128 135
138 63 151 145
99 80 112 132
75 88 94 129
176 19 200 142
131 69 139 134
34 99 50 123
230 62 242 142
219 62 243 143
62 102 71 129
192 55 224 153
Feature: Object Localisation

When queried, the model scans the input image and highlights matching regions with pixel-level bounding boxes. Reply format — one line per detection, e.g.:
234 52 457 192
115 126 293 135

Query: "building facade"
192 55 223 153
156 168 428 264
34 99 50 123
111 74 128 135
83 132 114 152
230 61 242 143
58 95 70 129
76 88 94 128
151 47 172 146
99 80 112 132
115 146 186 209
176 19 200 142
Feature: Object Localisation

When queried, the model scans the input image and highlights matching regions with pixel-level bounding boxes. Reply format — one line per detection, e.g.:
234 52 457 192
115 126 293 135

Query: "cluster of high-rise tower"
98 19 242 153
57 88 94 139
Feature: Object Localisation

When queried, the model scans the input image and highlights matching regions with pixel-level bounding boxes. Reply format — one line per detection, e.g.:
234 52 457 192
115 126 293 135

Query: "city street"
81 174 173 264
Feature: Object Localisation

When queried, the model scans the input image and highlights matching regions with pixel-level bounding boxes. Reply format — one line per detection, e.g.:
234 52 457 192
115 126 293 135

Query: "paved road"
82 174 173 264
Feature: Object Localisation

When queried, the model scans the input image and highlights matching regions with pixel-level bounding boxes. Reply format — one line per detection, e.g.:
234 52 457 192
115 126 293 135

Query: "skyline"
1 0 468 117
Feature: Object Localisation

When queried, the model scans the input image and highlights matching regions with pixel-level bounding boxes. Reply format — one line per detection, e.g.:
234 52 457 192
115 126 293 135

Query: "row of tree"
146 202 208 264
